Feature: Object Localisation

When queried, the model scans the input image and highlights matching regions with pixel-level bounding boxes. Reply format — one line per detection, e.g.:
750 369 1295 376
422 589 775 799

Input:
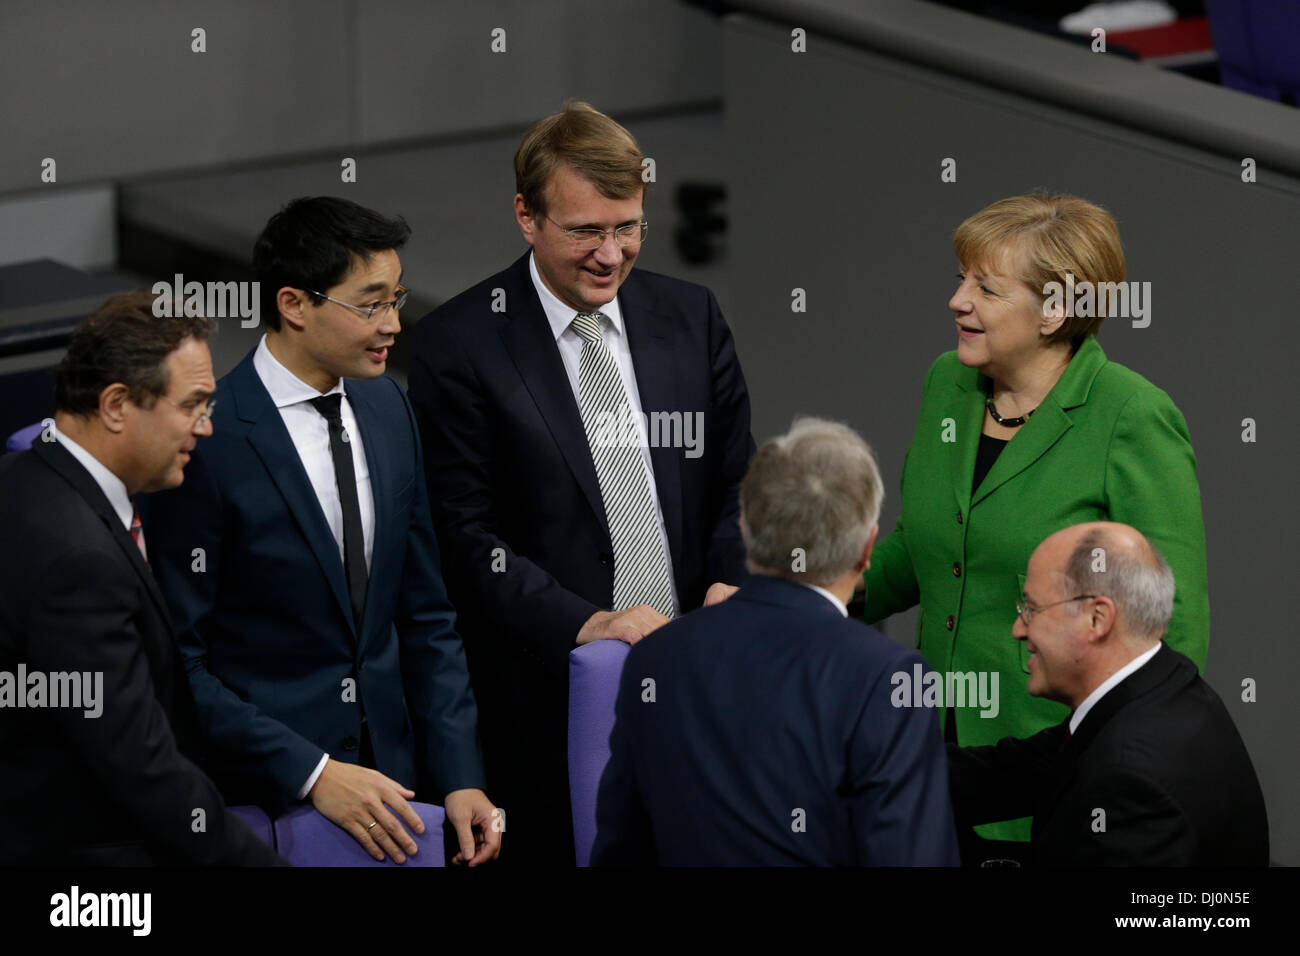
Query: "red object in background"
1107 16 1214 61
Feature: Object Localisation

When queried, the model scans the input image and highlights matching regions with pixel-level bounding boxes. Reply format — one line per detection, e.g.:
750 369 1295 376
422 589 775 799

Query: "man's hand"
576 605 670 647
444 788 503 866
308 758 425 863
703 582 740 606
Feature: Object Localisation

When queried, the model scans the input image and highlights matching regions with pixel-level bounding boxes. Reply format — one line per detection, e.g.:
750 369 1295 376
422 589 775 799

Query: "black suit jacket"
408 253 755 862
947 643 1269 865
592 575 960 866
0 439 283 865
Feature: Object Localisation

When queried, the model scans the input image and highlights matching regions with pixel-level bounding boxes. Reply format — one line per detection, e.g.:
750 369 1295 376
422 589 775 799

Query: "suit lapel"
965 336 1109 508
499 254 610 538
229 356 357 637
950 368 985 517
1034 644 1182 837
33 439 174 630
345 382 390 644
972 401 1072 507
620 274 685 579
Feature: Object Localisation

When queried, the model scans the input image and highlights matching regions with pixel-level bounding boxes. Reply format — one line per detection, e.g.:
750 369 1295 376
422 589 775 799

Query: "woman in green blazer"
863 194 1209 850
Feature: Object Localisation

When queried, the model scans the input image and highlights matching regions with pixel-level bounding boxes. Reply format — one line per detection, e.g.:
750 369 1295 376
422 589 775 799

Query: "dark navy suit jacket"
591 575 961 866
410 252 754 678
148 350 485 811
408 252 754 862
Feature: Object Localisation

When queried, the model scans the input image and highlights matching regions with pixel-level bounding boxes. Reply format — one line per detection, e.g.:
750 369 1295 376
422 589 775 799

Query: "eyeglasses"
543 215 648 250
306 287 409 319
1016 594 1097 625
160 396 217 427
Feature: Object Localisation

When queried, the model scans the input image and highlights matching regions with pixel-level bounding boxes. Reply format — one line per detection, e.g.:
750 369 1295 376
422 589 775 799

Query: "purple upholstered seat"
5 422 43 454
227 805 275 848
271 801 446 867
568 639 630 866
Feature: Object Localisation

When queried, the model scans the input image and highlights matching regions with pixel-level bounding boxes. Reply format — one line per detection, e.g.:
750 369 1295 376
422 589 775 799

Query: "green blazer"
863 336 1209 841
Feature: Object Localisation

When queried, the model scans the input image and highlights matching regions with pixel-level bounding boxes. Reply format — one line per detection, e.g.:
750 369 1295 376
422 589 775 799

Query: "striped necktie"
570 311 674 618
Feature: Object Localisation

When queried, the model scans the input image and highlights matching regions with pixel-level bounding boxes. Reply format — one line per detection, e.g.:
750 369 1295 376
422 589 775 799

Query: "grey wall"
0 0 721 195
724 12 1298 864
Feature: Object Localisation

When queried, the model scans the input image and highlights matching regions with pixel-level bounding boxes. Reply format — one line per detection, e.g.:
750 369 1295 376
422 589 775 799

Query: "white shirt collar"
801 582 849 618
1070 641 1163 735
254 335 346 406
528 251 625 342
56 430 134 532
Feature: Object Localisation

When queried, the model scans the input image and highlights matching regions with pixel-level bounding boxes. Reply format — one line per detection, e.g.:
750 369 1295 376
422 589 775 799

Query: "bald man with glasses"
947 522 1268 866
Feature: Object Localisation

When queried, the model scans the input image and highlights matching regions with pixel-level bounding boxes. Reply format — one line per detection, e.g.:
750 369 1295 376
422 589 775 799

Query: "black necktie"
308 394 367 631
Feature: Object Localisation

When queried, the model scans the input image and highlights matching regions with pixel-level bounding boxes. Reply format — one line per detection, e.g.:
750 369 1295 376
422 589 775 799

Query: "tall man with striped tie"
409 101 756 865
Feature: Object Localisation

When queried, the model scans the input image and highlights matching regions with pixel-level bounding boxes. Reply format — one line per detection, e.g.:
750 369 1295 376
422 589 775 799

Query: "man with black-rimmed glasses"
150 197 500 866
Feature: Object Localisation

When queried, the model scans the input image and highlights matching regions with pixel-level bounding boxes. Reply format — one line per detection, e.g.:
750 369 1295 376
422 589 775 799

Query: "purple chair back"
227 805 275 848
5 421 44 454
568 639 630 866
272 801 446 866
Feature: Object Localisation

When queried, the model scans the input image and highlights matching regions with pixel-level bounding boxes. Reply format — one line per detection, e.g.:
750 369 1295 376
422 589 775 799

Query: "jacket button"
952 562 961 577
956 509 963 525
340 736 359 751
598 553 613 567
945 615 955 631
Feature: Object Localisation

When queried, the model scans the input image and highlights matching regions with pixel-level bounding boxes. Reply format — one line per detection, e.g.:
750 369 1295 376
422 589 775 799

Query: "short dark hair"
55 290 214 416
252 196 411 331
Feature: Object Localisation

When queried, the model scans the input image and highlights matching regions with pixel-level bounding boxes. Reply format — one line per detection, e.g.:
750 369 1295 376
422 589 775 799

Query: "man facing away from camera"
592 418 960 866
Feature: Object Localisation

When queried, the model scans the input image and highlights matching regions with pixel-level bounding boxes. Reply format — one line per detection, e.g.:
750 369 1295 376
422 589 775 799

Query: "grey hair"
1062 529 1174 641
740 417 883 587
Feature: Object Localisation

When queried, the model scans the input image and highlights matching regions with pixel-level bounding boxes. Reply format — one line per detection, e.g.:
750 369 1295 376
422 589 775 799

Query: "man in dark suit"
591 419 959 865
948 521 1269 865
408 101 756 865
0 292 283 865
149 197 500 866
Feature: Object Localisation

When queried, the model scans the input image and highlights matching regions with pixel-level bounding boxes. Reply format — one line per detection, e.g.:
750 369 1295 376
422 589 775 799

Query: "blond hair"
514 101 645 218
953 194 1126 349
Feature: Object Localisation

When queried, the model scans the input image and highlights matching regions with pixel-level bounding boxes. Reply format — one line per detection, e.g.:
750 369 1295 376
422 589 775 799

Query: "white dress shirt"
802 583 849 618
253 335 376 797
1069 641 1162 735
528 252 680 616
253 336 375 573
56 431 139 556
